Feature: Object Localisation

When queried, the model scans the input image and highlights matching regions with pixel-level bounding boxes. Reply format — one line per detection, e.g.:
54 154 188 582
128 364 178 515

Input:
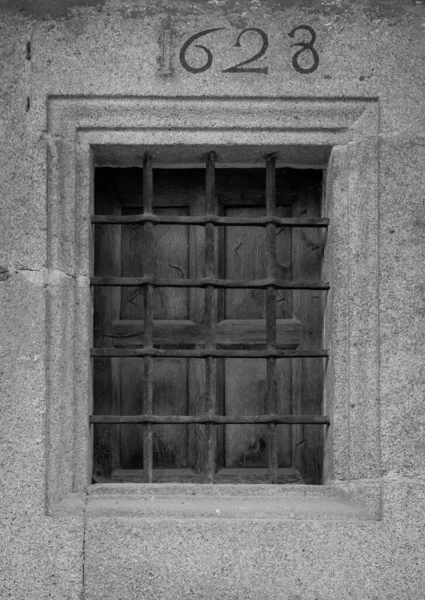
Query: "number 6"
179 28 225 74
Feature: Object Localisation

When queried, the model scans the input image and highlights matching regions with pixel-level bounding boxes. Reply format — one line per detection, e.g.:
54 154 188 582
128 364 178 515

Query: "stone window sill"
53 483 379 522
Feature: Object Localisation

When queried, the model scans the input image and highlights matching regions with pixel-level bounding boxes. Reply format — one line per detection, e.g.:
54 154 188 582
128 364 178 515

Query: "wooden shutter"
91 163 328 484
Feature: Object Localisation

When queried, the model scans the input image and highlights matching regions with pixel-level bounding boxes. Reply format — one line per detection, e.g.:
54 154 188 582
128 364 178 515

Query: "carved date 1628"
179 26 319 75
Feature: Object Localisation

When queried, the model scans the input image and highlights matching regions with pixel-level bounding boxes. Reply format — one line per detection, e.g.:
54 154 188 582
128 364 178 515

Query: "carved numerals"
222 28 269 74
288 25 319 74
179 28 226 74
179 25 319 75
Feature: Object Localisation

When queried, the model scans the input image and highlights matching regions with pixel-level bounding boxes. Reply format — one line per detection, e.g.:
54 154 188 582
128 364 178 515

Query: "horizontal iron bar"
91 277 330 290
91 348 329 358
92 214 330 228
90 414 330 425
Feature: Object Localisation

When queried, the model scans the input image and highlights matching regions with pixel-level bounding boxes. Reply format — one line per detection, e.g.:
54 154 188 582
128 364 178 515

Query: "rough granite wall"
0 1 424 599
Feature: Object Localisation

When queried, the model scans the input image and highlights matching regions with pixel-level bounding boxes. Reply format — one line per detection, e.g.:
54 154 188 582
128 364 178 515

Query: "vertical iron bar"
205 151 217 483
89 356 95 483
266 154 278 484
143 153 154 483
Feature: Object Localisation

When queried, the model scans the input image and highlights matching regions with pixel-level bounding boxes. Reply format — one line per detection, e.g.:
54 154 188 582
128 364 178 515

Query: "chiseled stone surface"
0 271 48 516
0 272 85 600
82 484 423 599
0 0 425 598
83 516 423 600
86 483 375 520
378 136 425 480
1 497 85 600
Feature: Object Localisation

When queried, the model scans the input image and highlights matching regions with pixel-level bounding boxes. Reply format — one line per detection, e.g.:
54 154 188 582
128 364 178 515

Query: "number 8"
288 25 319 75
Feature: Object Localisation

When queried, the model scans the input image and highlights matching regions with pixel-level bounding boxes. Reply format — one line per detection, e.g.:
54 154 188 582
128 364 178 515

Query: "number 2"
178 26 319 76
222 28 269 74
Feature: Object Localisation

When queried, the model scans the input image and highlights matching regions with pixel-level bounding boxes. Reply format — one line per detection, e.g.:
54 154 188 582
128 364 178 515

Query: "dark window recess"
90 154 329 485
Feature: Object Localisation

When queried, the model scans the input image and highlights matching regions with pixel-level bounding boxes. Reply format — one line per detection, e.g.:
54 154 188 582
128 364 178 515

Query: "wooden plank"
224 208 266 320
143 289 153 483
92 358 120 478
152 205 190 471
266 154 278 484
153 207 189 320
109 167 204 208
215 168 303 207
225 358 267 468
187 187 225 474
188 192 207 474
92 171 121 479
215 197 226 471
92 215 329 227
152 358 188 468
111 318 301 348
275 203 294 469
91 276 330 289
119 358 143 468
142 153 154 483
120 208 144 322
188 359 206 472
108 467 304 484
292 171 325 484
205 151 217 482
92 166 326 484
96 167 309 208
205 320 217 482
91 415 330 425
119 208 144 469
224 205 267 469
91 348 329 358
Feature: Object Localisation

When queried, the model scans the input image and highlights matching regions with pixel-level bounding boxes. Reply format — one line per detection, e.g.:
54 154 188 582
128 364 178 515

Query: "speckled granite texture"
1 1 424 598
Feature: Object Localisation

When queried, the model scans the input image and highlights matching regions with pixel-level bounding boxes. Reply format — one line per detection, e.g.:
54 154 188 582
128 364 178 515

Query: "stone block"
0 2 425 599
378 136 425 478
0 270 48 516
83 505 423 600
0 15 48 271
1 500 85 600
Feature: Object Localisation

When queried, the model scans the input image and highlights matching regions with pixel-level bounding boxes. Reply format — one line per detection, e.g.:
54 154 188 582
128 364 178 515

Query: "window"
46 96 380 509
90 151 329 485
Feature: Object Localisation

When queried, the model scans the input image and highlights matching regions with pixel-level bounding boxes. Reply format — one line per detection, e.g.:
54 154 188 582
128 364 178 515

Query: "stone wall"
1 1 424 598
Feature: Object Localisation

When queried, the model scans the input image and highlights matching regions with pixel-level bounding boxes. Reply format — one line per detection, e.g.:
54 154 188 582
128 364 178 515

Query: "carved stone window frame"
46 96 380 515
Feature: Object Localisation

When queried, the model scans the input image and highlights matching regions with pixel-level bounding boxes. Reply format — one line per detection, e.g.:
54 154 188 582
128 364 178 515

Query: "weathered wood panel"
152 358 188 468
265 155 278 483
187 193 207 472
111 318 301 348
92 276 328 289
224 206 267 466
151 207 189 468
292 173 325 483
95 167 299 209
92 171 122 478
93 347 328 358
121 209 144 321
119 208 144 469
92 415 330 425
151 206 189 468
275 204 293 468
92 214 329 227
225 359 267 467
223 204 295 469
119 358 143 468
153 207 189 319
93 166 325 482
225 207 267 319
187 190 226 474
